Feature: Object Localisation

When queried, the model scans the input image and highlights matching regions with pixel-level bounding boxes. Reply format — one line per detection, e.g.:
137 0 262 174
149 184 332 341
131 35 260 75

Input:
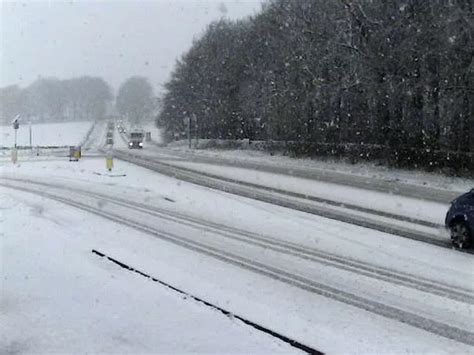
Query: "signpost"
12 115 20 145
12 115 20 164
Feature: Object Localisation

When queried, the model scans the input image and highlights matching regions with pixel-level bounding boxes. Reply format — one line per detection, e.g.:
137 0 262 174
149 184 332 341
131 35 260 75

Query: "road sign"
12 114 20 130
12 115 20 148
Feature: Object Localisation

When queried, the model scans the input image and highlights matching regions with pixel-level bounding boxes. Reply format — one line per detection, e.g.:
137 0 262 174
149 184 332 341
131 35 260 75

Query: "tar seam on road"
91 249 323 355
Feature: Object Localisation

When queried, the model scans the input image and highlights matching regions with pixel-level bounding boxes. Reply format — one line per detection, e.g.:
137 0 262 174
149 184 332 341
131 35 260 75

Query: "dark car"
445 189 474 249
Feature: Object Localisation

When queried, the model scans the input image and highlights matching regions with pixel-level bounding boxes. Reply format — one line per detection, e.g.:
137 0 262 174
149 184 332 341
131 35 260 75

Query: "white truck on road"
128 129 144 149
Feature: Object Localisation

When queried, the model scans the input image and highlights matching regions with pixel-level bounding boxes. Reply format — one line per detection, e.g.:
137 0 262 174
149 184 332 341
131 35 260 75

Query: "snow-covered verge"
0 191 296 354
2 156 473 353
83 120 108 151
142 121 164 145
165 142 473 193
0 121 93 148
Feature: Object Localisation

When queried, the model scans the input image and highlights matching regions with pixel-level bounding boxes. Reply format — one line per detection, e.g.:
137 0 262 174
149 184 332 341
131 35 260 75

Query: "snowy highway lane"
135 142 470 203
0 189 298 354
112 148 452 248
2 157 474 353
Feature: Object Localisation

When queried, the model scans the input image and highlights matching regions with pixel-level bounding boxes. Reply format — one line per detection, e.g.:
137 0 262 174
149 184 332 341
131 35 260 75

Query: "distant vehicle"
128 130 144 149
106 131 113 138
106 137 113 145
107 122 115 130
119 127 125 134
445 189 474 249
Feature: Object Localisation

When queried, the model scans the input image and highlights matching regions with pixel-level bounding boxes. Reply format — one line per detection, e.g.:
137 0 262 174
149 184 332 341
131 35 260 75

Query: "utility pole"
193 113 198 148
187 116 192 149
29 122 32 148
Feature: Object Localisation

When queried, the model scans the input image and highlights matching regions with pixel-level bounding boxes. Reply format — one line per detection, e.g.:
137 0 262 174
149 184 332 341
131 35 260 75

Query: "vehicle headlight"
129 142 133 146
139 142 143 146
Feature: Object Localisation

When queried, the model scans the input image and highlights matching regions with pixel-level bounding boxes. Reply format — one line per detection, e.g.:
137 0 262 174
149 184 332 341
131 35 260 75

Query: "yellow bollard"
106 154 113 172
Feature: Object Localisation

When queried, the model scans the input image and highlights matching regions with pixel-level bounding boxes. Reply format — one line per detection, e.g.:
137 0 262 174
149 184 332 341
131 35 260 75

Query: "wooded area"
0 77 112 123
158 0 473 173
116 76 155 125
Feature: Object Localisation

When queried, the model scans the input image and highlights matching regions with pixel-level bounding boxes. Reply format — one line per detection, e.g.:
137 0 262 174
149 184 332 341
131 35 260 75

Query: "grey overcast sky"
0 0 264 94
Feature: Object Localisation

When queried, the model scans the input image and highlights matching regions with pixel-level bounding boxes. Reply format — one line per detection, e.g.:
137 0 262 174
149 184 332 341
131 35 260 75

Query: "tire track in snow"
4 177 473 304
2 180 474 347
112 150 448 247
149 146 460 204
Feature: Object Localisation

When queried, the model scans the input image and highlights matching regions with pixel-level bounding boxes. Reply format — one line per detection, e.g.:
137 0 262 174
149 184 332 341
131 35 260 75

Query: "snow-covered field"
2 156 473 353
0 121 93 148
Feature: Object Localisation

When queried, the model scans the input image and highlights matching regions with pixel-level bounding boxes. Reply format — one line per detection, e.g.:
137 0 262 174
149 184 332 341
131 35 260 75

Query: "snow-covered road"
2 122 474 353
0 188 298 354
113 149 452 248
2 155 474 353
138 142 472 202
111 130 473 249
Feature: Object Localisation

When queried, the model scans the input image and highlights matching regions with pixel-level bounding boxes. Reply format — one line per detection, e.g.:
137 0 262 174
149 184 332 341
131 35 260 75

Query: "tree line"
0 76 112 124
158 0 473 173
0 75 155 125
